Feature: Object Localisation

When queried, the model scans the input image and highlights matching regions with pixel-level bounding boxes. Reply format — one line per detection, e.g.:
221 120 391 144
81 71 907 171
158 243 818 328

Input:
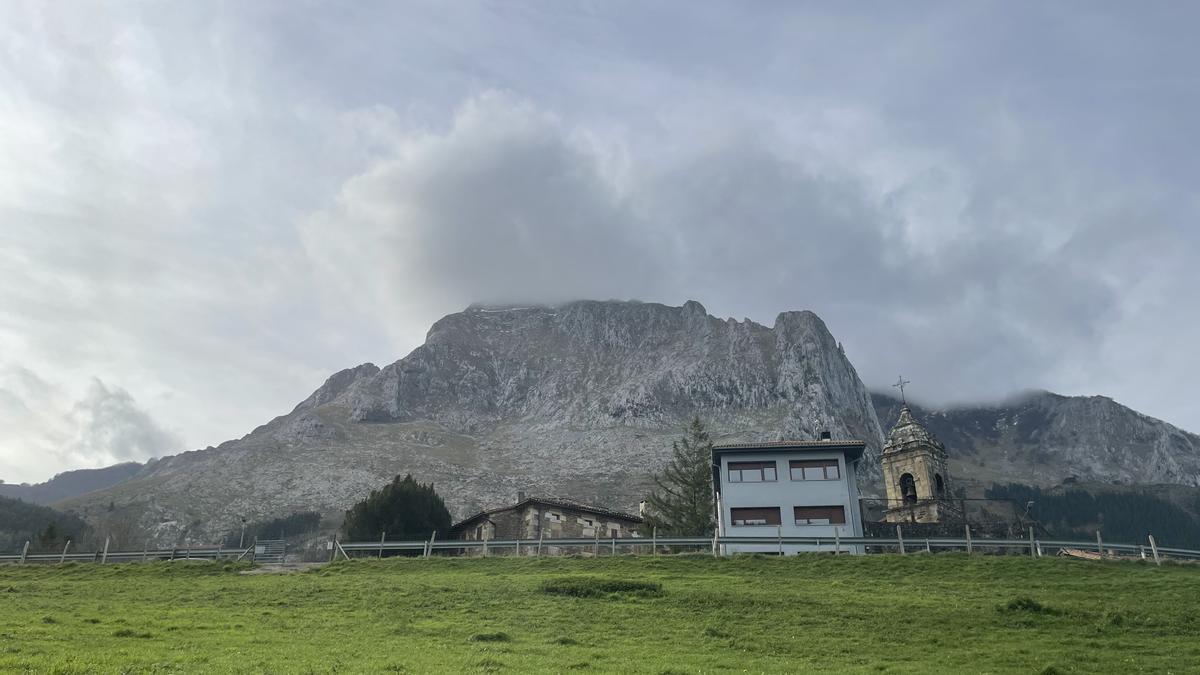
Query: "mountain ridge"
57 299 884 545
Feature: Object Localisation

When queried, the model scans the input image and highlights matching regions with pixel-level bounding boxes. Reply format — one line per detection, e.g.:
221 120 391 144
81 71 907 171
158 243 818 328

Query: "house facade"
712 438 866 554
450 494 643 553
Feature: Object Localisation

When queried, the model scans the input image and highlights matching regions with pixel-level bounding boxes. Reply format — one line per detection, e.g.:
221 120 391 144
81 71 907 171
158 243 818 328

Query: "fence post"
60 539 71 564
965 524 973 555
1148 535 1161 567
427 530 437 559
652 527 657 556
777 525 783 555
515 538 521 557
19 541 29 564
379 531 385 559
143 542 148 562
1139 545 1147 560
896 525 905 555
329 537 337 563
925 538 931 554
711 529 719 557
1028 527 1035 559
1096 530 1104 556
611 536 616 556
834 528 840 556
594 529 600 557
483 532 489 557
101 536 110 564
536 529 543 557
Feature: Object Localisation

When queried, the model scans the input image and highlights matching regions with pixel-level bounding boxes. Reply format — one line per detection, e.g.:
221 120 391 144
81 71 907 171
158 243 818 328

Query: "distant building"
712 437 866 555
881 404 958 523
450 494 643 549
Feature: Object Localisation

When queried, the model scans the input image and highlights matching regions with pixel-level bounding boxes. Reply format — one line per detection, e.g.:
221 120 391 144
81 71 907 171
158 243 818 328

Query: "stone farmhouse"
450 493 644 547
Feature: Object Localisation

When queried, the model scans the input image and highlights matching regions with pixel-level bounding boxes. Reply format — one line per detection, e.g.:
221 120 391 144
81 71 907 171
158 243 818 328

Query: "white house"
712 437 866 554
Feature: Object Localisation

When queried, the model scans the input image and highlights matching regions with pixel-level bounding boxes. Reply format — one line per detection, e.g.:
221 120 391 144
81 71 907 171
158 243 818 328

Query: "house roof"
450 496 644 531
712 439 866 460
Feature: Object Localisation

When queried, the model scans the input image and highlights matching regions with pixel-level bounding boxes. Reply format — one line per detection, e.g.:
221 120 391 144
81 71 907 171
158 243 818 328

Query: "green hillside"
2 555 1198 673
0 495 92 552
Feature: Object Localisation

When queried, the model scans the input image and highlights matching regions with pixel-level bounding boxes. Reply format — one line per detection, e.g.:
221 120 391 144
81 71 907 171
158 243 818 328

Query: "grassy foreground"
1 554 1198 673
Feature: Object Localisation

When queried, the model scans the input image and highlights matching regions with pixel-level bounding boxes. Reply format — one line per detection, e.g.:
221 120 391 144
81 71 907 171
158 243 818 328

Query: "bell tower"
881 378 954 524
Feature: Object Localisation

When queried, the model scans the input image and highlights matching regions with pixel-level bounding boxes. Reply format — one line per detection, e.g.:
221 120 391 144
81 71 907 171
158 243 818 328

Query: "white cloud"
0 368 181 482
2 2 1200 482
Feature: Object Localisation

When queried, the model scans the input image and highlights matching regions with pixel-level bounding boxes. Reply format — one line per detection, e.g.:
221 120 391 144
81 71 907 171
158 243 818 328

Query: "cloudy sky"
2 2 1198 483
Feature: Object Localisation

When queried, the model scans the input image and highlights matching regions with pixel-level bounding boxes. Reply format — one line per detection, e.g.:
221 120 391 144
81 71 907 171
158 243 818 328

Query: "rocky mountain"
58 300 884 545
0 462 142 505
872 391 1200 488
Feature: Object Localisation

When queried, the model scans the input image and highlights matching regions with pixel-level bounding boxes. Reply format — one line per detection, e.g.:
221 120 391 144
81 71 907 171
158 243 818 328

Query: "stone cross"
893 375 911 403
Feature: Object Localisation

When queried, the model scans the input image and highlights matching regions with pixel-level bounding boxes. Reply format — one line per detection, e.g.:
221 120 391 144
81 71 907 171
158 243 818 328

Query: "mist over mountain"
872 392 1200 488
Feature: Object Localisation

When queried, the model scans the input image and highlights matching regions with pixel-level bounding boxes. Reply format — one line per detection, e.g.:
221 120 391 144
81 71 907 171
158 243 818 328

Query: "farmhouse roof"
450 495 643 531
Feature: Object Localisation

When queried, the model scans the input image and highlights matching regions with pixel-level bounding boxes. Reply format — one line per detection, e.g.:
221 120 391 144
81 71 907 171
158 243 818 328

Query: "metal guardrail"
0 546 248 564
5 535 1199 564
338 534 1200 560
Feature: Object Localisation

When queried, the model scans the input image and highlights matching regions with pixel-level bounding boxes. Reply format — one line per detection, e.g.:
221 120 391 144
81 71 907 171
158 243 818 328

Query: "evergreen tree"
342 474 452 545
643 416 716 536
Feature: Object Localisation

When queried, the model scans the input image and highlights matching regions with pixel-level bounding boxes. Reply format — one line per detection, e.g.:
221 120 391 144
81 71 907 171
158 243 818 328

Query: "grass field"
2 554 1198 673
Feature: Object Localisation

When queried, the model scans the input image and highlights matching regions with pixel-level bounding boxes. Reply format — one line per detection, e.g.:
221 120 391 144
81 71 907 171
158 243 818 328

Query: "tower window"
935 473 945 497
899 473 918 505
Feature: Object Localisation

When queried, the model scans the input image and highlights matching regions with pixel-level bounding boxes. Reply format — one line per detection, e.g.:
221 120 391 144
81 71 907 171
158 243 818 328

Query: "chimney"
517 490 527 503
820 431 832 441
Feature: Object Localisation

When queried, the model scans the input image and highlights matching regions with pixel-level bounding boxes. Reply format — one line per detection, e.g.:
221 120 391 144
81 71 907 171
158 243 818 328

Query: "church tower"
881 402 955 524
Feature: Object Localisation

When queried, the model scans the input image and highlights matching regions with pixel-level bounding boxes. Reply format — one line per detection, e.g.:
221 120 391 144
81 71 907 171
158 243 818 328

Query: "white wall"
718 450 863 555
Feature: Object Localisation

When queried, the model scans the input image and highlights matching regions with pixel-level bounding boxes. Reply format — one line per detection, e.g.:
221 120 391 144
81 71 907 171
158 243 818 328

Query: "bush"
540 576 663 598
1000 597 1062 615
468 631 511 642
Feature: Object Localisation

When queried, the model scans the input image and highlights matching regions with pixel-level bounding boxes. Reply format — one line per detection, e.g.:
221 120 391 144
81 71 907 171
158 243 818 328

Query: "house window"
546 512 562 522
728 461 777 483
793 506 846 526
730 507 782 526
789 459 840 481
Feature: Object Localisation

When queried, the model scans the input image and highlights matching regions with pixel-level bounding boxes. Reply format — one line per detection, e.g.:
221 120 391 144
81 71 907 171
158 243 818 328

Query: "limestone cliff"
60 300 884 544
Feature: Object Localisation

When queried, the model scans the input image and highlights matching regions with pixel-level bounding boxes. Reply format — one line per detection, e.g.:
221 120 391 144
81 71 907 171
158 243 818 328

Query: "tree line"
985 483 1200 548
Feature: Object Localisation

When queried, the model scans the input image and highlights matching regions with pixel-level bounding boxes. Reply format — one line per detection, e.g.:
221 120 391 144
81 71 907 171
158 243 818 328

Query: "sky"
2 2 1198 483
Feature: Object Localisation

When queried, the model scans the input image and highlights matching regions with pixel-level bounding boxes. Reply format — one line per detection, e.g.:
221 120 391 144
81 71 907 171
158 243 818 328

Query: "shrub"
1000 597 1062 615
540 576 663 599
469 631 511 643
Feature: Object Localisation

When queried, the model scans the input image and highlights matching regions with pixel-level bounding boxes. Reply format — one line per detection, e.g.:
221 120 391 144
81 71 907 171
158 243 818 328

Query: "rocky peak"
292 363 380 414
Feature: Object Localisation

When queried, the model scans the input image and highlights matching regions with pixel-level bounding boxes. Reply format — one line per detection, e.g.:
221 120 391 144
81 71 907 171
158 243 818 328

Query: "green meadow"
1 554 1198 673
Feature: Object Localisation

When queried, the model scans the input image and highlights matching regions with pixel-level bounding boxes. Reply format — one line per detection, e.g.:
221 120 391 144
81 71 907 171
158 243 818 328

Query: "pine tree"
643 416 716 536
342 474 452 547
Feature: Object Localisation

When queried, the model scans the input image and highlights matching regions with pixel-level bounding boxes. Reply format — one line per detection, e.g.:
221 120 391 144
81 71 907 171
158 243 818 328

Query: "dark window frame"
728 461 778 483
789 459 841 481
793 505 847 526
730 506 782 526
